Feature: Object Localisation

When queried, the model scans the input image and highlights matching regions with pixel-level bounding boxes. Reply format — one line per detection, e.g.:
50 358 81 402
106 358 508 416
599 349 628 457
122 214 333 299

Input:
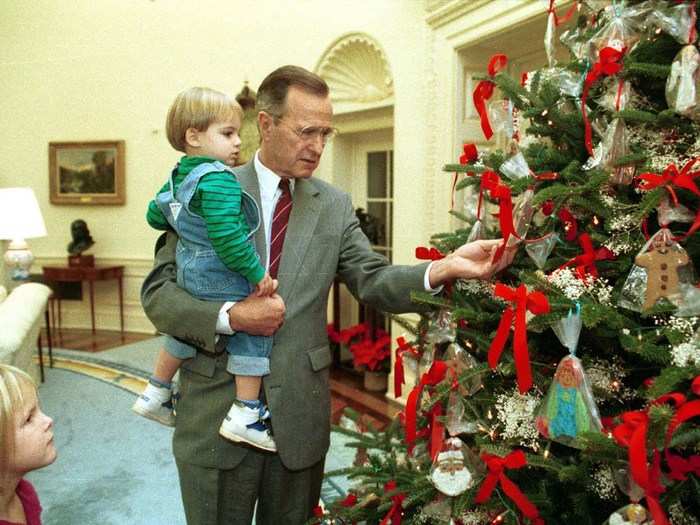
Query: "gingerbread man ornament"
635 233 689 310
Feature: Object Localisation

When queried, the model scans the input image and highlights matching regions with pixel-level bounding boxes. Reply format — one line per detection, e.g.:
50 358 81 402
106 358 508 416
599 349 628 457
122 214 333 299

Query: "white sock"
143 382 171 402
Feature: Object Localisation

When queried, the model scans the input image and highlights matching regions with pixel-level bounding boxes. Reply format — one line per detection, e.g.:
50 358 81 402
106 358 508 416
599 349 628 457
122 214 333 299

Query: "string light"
592 215 600 226
487 409 493 419
491 512 506 524
544 442 551 459
548 120 554 126
541 109 548 117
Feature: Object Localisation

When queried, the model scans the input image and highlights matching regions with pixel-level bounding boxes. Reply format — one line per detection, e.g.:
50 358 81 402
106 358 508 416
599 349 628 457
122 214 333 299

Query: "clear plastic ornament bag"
487 98 515 138
666 44 700 119
614 466 645 504
545 8 557 68
462 185 481 222
526 233 559 269
588 2 651 58
657 194 696 226
535 354 602 447
539 67 584 97
443 342 483 396
597 78 632 112
466 219 483 243
430 437 476 497
506 188 536 249
618 228 694 312
675 282 700 317
499 150 530 180
552 304 582 353
446 389 478 436
648 1 697 45
426 309 456 345
603 118 635 185
560 24 594 62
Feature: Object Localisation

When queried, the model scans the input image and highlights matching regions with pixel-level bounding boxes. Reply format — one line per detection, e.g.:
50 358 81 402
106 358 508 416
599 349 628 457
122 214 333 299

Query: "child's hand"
255 273 275 297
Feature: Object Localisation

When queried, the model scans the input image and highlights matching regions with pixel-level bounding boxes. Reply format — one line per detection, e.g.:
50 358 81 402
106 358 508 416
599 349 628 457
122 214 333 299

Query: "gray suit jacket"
141 161 429 471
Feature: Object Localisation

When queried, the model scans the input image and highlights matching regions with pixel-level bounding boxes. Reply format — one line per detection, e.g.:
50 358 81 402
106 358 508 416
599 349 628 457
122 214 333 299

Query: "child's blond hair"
166 87 243 153
0 365 34 480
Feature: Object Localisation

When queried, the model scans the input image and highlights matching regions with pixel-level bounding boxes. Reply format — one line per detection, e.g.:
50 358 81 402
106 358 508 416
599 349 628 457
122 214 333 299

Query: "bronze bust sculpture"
67 219 95 255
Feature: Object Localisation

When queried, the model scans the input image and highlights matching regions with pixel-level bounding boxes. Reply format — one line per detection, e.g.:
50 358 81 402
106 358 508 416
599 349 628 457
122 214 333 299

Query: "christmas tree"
319 1 700 524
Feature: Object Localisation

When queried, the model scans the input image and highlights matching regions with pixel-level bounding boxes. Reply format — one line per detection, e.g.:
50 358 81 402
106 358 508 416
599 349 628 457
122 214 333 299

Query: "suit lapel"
234 162 267 265
277 178 321 299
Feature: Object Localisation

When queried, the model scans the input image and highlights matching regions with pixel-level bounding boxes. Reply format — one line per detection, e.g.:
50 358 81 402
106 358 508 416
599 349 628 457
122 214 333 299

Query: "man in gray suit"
141 65 513 525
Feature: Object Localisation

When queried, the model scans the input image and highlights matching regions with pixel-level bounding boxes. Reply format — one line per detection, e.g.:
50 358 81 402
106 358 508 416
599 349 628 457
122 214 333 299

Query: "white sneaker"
219 402 277 452
132 382 175 427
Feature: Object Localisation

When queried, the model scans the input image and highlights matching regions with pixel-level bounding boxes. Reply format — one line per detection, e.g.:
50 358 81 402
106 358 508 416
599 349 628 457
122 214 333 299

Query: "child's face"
11 385 56 475
191 115 242 167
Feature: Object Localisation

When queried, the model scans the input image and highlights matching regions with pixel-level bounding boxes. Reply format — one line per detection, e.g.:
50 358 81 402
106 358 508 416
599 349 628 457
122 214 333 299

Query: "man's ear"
185 127 201 148
257 111 273 141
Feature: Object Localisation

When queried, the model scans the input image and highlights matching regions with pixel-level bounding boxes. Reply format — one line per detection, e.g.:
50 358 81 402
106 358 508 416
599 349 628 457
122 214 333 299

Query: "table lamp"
0 188 47 280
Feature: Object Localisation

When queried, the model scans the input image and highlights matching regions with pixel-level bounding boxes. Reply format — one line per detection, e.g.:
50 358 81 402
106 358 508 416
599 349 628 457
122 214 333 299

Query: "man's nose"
309 134 324 155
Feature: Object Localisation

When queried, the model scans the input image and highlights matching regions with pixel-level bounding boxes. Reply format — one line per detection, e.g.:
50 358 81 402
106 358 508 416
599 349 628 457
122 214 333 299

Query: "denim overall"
158 161 273 376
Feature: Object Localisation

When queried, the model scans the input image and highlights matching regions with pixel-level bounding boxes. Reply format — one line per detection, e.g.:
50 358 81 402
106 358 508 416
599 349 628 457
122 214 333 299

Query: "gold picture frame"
49 140 125 205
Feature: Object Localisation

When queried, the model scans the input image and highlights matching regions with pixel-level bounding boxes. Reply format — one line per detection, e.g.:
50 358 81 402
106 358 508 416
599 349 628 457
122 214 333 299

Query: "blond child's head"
166 87 243 164
0 365 56 483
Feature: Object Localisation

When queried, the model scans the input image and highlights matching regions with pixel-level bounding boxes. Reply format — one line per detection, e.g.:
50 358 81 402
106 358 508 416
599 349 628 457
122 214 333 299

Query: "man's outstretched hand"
428 239 516 288
228 293 286 336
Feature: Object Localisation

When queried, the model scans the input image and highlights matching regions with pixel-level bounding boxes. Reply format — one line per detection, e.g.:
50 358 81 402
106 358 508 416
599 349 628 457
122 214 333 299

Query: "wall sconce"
0 188 47 280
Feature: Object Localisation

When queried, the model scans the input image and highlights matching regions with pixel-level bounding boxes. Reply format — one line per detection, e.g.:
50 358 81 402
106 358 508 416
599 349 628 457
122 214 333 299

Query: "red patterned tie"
269 179 293 278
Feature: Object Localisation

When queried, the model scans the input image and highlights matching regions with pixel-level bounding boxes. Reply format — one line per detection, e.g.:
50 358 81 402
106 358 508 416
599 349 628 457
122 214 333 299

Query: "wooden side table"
42 265 125 334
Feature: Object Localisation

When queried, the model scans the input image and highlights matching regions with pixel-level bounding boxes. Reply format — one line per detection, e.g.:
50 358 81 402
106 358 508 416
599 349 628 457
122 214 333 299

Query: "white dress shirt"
216 150 438 335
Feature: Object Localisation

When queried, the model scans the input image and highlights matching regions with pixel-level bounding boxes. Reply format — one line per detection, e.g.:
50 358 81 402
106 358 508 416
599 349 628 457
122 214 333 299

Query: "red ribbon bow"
613 409 669 524
637 158 700 207
405 360 448 454
637 158 700 238
488 284 550 393
460 143 479 165
480 171 517 262
612 388 700 525
452 143 480 209
559 233 615 280
415 246 445 261
380 480 405 525
582 47 625 154
394 336 420 398
475 450 542 523
664 391 700 483
473 54 508 140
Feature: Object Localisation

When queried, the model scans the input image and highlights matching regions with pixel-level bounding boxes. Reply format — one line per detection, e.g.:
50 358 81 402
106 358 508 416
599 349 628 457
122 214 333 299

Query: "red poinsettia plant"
327 322 391 372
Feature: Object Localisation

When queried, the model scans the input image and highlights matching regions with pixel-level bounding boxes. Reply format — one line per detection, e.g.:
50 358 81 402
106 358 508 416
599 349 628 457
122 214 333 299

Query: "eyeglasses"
272 117 338 145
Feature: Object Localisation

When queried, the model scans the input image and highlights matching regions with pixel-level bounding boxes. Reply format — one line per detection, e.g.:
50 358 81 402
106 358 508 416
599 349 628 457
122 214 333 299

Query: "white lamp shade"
0 187 47 240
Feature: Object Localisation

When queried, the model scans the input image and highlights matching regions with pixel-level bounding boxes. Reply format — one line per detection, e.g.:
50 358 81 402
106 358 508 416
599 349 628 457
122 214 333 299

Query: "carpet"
27 337 354 525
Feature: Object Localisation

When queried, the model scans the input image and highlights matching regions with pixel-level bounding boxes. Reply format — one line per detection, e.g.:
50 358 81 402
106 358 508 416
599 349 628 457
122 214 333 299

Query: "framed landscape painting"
49 140 125 205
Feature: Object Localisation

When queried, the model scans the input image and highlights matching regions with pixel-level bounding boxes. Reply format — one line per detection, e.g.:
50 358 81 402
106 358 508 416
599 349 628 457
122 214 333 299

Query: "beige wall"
0 0 428 332
1 0 550 345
